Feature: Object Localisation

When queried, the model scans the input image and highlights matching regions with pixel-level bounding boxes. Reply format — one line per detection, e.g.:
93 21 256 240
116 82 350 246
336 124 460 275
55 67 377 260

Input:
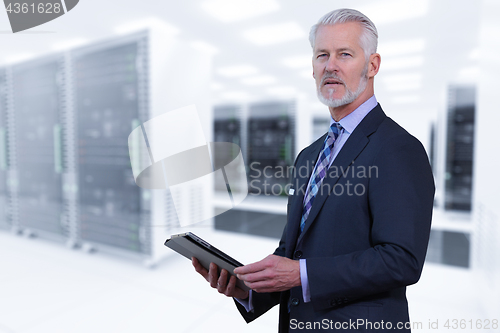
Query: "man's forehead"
314 22 363 50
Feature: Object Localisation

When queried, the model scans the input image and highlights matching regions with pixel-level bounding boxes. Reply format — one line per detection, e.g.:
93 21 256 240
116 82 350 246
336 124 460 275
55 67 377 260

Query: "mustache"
320 73 346 86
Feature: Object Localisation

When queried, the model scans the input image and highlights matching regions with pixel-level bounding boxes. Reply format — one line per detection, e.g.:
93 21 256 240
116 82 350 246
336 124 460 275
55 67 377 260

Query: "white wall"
472 0 500 318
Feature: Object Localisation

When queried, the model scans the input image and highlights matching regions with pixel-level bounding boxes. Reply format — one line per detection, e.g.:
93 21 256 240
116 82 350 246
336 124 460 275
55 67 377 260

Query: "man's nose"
325 56 339 73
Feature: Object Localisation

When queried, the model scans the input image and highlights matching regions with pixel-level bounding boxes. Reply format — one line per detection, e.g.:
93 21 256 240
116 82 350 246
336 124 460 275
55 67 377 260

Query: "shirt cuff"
234 290 254 312
300 259 311 303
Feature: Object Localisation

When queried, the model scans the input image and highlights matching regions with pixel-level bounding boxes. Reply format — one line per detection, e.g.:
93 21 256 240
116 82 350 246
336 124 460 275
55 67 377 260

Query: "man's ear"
312 70 315 79
368 53 381 78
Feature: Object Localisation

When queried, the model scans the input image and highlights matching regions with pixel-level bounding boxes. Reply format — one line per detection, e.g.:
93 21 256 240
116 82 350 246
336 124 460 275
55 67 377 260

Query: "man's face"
313 22 369 108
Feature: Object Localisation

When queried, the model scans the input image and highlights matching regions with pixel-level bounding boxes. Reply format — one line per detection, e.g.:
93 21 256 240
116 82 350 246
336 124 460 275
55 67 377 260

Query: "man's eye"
341 53 351 57
317 54 327 58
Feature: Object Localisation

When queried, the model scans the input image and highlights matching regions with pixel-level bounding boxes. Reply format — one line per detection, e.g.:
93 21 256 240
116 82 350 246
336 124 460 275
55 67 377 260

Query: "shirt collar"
329 95 378 134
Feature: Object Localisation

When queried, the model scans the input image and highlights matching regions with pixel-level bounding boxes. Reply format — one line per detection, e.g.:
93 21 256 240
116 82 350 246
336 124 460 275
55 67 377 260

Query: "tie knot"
329 123 342 140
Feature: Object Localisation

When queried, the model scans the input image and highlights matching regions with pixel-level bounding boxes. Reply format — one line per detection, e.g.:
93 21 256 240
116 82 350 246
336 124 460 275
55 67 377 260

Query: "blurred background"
1 0 499 332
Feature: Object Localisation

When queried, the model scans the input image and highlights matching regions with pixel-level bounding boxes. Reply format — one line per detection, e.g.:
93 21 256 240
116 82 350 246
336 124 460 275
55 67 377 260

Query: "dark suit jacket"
235 104 435 332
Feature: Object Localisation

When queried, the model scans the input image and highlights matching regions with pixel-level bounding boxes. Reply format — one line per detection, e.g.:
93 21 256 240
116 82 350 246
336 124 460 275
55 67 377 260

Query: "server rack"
444 86 475 211
72 34 150 255
0 29 213 265
213 102 291 237
213 105 242 193
10 56 66 240
70 30 213 264
247 101 295 196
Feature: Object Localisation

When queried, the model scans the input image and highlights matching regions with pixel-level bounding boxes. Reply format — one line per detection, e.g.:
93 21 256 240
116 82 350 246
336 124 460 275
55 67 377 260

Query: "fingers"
225 274 236 295
208 262 219 288
237 270 270 284
192 259 249 299
227 275 249 299
223 274 249 299
192 257 208 281
233 262 263 275
234 258 268 275
242 279 273 293
234 255 277 283
217 269 241 298
217 269 228 293
236 255 301 293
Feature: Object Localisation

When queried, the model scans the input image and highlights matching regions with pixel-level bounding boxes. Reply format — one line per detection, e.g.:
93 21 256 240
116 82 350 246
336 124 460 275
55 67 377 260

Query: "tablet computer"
164 232 250 292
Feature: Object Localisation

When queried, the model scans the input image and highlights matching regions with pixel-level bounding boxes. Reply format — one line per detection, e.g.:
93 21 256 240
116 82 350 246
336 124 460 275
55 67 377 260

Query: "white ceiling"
0 0 482 134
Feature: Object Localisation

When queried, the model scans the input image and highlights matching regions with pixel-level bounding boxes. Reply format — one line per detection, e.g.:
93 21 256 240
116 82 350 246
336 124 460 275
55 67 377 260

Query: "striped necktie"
300 123 342 233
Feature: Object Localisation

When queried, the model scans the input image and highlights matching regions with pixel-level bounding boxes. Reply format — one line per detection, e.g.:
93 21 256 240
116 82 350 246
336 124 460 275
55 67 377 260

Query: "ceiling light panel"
190 41 219 55
391 95 421 104
283 55 312 68
240 75 276 86
243 22 306 46
382 56 424 71
378 39 426 57
210 82 224 91
469 48 480 60
201 0 280 23
360 0 429 26
216 65 259 77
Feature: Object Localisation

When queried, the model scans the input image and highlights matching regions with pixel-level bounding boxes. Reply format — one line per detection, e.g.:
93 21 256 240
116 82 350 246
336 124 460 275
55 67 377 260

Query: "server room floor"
0 228 485 333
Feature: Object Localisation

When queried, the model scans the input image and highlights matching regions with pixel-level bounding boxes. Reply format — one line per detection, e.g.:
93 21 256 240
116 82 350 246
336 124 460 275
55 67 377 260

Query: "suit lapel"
285 134 325 257
295 104 387 246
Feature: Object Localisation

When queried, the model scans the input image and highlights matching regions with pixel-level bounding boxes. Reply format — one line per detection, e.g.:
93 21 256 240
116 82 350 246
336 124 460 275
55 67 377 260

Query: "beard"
317 64 369 108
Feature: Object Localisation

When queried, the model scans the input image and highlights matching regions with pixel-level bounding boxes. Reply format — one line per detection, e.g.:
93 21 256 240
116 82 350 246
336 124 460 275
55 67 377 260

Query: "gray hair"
309 8 378 60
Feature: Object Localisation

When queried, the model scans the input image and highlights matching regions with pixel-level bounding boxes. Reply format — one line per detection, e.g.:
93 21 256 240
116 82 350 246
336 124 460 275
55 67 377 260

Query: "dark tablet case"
164 232 250 292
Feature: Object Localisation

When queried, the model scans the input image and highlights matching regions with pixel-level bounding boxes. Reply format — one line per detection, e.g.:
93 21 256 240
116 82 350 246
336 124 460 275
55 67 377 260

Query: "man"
193 8 434 332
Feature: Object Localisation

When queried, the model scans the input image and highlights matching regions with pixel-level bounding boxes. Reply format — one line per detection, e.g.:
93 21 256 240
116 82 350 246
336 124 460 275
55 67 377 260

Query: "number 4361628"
6 2 62 14
444 319 498 330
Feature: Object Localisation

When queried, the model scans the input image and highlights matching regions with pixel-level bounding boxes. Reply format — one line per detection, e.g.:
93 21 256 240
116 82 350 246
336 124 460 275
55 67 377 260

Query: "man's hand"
234 254 301 293
192 257 249 300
